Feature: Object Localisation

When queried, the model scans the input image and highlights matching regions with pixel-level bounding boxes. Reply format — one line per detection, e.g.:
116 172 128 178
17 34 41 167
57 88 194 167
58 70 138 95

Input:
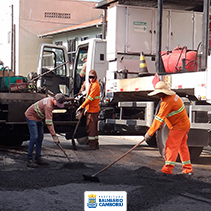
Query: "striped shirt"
25 97 56 136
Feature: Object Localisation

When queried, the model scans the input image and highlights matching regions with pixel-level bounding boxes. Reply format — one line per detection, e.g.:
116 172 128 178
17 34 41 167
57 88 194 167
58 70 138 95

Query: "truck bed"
106 71 208 102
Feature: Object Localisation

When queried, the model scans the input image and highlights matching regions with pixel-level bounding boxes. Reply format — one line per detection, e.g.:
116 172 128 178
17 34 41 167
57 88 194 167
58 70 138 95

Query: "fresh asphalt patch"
0 138 211 210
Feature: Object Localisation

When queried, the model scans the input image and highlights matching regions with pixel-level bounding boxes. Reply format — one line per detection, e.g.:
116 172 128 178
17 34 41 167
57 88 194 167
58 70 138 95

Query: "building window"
96 34 102 39
81 36 89 41
44 12 71 19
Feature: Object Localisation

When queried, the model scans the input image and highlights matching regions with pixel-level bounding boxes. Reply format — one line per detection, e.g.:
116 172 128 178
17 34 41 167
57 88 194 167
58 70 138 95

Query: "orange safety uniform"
81 80 100 113
81 80 100 147
147 94 193 174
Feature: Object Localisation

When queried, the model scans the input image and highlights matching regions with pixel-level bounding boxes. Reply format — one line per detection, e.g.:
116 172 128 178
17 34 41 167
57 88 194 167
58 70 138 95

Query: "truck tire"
145 100 161 148
156 123 203 162
188 147 203 162
146 134 157 147
156 124 168 158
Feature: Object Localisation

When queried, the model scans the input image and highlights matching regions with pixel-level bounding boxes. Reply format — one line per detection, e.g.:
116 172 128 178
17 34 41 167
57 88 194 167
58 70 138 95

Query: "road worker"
144 81 193 175
25 93 66 167
79 54 87 93
76 69 100 150
79 54 87 79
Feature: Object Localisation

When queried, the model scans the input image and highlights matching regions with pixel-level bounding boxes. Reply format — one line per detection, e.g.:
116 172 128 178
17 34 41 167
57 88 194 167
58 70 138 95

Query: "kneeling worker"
25 93 66 167
145 81 193 175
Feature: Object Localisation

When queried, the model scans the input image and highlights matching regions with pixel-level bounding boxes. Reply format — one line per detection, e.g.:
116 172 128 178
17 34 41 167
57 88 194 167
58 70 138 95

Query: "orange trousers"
161 129 193 174
86 112 99 148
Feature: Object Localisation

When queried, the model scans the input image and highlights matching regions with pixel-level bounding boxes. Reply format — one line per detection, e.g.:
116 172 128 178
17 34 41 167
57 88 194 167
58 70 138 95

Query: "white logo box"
84 191 127 211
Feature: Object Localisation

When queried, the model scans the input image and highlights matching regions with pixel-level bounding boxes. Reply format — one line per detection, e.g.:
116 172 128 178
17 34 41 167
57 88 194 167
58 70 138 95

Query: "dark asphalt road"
0 135 211 210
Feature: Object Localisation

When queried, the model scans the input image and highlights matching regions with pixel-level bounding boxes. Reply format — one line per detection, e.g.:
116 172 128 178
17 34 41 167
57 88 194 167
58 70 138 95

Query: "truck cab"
72 39 108 96
37 43 70 96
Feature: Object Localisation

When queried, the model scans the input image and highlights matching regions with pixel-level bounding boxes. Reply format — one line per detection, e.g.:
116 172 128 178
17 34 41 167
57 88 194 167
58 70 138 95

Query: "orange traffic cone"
138 52 150 76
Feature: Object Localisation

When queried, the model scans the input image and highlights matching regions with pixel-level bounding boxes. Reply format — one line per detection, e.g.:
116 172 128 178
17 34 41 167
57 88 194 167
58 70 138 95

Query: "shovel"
70 108 82 151
82 138 146 182
71 109 84 150
56 143 72 162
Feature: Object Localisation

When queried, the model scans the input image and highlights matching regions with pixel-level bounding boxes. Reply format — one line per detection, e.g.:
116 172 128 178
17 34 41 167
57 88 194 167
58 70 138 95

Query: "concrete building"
0 0 102 76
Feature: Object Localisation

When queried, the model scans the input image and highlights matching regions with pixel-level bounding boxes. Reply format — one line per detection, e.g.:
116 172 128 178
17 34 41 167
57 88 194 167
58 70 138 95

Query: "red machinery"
161 46 198 73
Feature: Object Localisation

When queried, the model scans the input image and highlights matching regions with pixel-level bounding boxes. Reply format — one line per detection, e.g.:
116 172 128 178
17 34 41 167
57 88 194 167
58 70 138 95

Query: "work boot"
35 157 49 165
82 140 99 150
26 159 38 168
177 172 194 176
155 171 173 177
161 164 174 174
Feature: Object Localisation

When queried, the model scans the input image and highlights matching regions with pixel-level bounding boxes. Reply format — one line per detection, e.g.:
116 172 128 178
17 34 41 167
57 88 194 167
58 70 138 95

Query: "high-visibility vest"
148 94 190 136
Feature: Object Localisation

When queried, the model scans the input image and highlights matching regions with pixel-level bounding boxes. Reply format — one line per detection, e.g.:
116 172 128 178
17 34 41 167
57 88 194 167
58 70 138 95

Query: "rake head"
82 174 100 182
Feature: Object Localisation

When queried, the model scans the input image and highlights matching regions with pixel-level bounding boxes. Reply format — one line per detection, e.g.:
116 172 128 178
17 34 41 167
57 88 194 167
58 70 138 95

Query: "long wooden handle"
57 143 71 162
93 138 145 177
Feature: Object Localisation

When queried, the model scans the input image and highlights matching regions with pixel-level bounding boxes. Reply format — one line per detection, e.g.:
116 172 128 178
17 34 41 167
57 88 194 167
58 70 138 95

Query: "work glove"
52 136 60 144
76 106 82 113
75 110 83 120
144 132 151 141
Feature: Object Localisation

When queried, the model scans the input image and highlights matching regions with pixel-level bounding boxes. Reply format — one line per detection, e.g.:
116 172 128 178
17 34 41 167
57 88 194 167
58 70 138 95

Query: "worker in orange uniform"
76 69 100 150
145 81 193 175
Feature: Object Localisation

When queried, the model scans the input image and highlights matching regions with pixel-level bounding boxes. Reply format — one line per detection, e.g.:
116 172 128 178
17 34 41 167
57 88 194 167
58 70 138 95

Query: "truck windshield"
42 47 67 76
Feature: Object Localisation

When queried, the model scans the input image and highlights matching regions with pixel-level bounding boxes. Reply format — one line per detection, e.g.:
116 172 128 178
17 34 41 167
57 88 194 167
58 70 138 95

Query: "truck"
0 45 83 147
68 4 211 161
0 2 210 162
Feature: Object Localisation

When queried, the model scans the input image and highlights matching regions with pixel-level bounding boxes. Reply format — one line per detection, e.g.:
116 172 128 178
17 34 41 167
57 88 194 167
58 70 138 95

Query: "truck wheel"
156 124 203 162
146 101 161 148
188 147 203 162
146 134 157 147
156 123 169 158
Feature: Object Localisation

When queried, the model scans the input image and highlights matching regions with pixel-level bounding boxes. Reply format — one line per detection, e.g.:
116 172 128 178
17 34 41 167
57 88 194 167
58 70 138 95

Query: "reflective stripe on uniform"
88 96 94 101
88 136 98 140
182 160 191 165
45 119 53 125
155 116 164 123
167 104 185 118
165 161 175 166
88 136 96 140
88 95 100 101
34 102 44 119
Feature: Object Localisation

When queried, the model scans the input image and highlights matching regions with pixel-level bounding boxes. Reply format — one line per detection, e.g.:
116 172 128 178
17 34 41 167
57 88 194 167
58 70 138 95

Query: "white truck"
36 4 211 161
